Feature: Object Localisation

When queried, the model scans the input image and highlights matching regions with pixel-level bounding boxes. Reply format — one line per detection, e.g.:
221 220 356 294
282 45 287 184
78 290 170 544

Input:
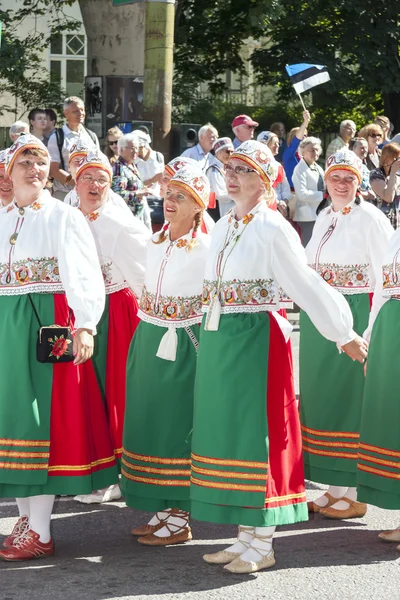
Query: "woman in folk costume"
122 167 211 546
0 135 118 561
160 156 215 234
190 140 367 574
356 230 400 547
72 150 151 504
0 150 13 207
301 149 393 520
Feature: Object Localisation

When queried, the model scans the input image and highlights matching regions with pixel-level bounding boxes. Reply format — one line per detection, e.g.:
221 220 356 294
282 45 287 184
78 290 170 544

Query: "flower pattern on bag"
0 257 60 288
140 285 202 322
309 262 370 290
202 278 276 310
48 334 72 359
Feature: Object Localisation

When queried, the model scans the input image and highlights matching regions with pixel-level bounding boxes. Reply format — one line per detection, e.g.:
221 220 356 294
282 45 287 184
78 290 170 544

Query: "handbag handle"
28 294 72 328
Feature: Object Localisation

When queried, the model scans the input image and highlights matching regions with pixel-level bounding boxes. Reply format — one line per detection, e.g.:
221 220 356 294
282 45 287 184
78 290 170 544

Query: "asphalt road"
0 325 399 600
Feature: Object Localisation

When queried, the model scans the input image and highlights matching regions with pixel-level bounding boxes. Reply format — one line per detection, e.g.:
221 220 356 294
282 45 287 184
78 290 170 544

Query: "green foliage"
0 0 78 118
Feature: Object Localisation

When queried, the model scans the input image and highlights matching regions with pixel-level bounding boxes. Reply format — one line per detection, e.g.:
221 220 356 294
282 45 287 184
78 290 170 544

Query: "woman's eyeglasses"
369 133 382 139
225 164 257 175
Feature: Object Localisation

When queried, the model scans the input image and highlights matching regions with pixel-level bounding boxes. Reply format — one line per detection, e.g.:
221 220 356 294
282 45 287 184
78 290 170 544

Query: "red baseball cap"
231 114 259 128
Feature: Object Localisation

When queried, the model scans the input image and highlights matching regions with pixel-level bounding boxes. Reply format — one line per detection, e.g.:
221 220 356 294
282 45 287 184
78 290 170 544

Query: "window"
49 33 87 98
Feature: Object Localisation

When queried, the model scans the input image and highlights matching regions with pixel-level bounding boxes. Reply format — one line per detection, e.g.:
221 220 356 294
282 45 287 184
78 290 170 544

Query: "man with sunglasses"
206 137 235 219
231 114 259 149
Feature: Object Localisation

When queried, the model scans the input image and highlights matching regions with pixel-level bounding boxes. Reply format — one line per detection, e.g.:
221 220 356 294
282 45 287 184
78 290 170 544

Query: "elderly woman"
111 133 151 229
0 151 13 207
206 137 235 219
27 109 48 142
122 168 211 546
369 142 400 229
300 149 393 520
9 121 29 144
357 227 400 546
349 138 376 202
105 126 123 166
191 140 367 574
0 135 118 561
292 136 325 246
73 150 150 505
358 123 384 171
258 131 291 216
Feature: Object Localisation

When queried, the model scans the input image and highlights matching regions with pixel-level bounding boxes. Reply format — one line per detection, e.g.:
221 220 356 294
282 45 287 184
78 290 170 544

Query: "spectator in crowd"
0 150 13 207
181 123 218 171
112 132 151 229
231 114 259 149
48 96 99 201
206 137 235 219
349 137 376 202
369 142 400 229
270 121 287 163
27 108 48 142
358 123 383 171
257 130 291 217
9 121 29 144
292 136 324 246
375 115 392 148
283 110 311 189
43 109 57 146
325 120 357 160
133 129 164 197
105 126 123 166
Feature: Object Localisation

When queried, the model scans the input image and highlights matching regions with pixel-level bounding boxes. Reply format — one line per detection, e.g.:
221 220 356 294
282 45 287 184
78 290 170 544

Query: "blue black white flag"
285 63 330 94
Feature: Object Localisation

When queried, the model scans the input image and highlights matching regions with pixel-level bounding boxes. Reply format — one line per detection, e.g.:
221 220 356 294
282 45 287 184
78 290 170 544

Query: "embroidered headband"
230 140 279 186
256 131 275 145
169 167 210 209
164 156 202 177
69 138 96 164
325 148 363 184
0 149 8 169
6 134 49 175
213 137 234 154
75 150 113 182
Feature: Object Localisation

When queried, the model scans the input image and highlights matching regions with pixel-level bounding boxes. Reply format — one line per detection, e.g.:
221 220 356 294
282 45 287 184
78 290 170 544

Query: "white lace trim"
105 281 130 295
138 309 203 328
339 288 374 295
0 283 65 296
202 303 279 315
383 288 400 298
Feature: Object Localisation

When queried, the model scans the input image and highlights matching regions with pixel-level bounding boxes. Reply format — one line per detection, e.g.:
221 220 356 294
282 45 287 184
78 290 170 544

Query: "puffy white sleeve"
207 167 228 201
58 208 105 332
111 220 151 298
364 219 395 340
270 220 356 345
292 162 323 208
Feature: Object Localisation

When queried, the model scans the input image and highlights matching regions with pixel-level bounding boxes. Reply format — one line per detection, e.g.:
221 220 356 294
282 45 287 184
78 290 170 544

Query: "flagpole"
297 91 307 111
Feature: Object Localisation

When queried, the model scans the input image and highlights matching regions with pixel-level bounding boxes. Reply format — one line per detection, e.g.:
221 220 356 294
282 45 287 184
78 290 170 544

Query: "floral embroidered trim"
382 262 400 294
139 285 203 326
202 278 278 311
176 238 188 248
86 210 100 222
309 262 371 291
0 257 61 289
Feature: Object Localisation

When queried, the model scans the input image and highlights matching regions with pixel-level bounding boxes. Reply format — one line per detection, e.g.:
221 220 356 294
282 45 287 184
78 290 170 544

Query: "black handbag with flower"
28 295 75 363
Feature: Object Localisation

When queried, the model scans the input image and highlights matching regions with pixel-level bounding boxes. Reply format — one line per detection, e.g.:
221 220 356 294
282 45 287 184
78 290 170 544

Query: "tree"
0 0 78 118
251 0 400 131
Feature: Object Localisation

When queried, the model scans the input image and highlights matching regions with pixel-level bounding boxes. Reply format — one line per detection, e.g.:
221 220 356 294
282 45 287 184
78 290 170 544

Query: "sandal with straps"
138 509 192 546
203 525 254 565
224 533 276 574
132 509 173 537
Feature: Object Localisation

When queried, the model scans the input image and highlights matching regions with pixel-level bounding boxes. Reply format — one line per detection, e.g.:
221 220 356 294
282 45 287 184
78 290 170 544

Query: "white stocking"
224 525 254 554
314 485 348 507
154 509 189 537
330 487 357 510
28 495 55 543
148 509 172 526
16 498 30 519
238 526 275 563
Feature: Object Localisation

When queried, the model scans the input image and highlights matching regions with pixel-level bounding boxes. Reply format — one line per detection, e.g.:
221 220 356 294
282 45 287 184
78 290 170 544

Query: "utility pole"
143 0 175 159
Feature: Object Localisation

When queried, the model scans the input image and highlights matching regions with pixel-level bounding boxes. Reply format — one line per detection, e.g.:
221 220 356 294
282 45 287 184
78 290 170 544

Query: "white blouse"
203 201 357 346
139 230 210 328
81 200 150 298
0 190 105 332
64 188 132 217
306 200 393 296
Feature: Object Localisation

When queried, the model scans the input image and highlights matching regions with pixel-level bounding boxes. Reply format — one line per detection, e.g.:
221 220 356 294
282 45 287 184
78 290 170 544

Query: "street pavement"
0 325 399 600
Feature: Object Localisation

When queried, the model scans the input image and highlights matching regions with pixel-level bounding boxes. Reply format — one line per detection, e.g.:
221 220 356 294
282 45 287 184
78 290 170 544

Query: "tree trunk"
383 92 400 136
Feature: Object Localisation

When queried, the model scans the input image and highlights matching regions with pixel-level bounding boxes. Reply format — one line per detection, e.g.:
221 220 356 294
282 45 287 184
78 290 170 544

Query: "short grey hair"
10 121 29 136
299 136 322 155
117 133 139 152
340 119 356 131
63 96 84 110
199 123 218 138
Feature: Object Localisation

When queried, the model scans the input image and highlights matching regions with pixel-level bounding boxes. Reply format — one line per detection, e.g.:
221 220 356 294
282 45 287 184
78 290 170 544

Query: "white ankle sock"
330 487 357 510
148 509 171 526
314 485 348 507
154 510 189 538
28 495 55 543
238 526 275 563
224 525 254 554
16 498 30 519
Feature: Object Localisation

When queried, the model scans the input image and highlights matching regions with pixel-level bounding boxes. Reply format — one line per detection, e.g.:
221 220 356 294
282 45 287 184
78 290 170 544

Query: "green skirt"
300 293 369 487
357 299 400 508
121 321 199 512
190 312 308 527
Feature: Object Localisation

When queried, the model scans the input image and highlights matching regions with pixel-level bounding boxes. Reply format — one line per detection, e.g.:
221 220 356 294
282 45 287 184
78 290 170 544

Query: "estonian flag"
285 63 330 94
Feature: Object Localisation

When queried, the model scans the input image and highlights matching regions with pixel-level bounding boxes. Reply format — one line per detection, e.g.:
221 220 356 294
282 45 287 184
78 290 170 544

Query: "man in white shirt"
134 130 164 197
48 96 100 201
181 123 218 171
